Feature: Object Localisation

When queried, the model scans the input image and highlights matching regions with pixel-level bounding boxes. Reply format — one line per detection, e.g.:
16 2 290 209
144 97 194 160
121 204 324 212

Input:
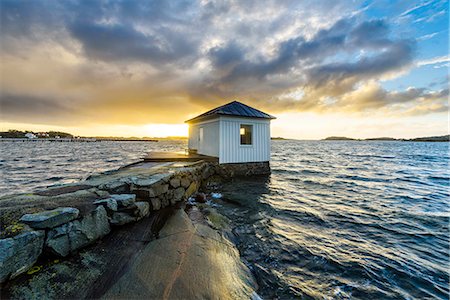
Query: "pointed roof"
185 101 276 123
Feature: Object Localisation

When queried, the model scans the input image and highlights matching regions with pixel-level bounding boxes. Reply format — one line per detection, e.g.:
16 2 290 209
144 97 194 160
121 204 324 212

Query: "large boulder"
0 230 45 283
102 209 259 299
45 206 110 257
20 207 79 229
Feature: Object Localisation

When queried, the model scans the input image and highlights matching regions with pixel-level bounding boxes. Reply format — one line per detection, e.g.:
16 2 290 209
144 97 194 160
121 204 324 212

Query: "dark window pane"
240 124 252 145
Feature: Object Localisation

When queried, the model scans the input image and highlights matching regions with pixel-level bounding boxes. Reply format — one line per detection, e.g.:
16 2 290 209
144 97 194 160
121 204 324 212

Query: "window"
240 124 252 145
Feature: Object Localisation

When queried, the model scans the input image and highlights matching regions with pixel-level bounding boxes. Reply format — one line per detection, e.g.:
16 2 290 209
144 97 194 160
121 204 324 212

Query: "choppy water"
0 140 185 195
0 139 448 299
216 140 449 299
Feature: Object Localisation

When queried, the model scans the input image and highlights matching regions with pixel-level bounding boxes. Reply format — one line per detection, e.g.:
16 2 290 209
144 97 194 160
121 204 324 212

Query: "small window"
240 124 252 145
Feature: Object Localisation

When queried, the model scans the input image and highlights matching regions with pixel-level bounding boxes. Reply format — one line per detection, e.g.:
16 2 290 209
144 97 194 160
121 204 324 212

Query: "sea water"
216 140 449 299
0 139 448 299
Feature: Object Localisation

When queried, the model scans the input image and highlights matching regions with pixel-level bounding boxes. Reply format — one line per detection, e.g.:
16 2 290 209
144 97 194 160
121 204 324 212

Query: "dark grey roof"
185 101 276 123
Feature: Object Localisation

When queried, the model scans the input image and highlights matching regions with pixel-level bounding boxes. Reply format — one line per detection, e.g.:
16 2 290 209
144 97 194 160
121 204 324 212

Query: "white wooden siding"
219 116 270 164
188 119 220 157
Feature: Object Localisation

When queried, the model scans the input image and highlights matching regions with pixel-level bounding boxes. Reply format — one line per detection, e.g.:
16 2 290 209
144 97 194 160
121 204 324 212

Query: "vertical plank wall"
219 116 271 163
188 119 220 157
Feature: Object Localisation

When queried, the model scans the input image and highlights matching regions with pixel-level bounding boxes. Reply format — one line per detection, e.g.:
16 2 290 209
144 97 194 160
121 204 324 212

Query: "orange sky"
0 1 448 139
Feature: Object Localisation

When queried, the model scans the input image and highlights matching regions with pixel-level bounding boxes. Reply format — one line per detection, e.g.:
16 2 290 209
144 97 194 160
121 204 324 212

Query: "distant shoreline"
0 138 158 142
323 135 449 142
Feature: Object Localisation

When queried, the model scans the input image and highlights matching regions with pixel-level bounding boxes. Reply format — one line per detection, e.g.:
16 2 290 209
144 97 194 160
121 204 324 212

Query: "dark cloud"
0 0 446 126
69 21 196 64
0 92 78 124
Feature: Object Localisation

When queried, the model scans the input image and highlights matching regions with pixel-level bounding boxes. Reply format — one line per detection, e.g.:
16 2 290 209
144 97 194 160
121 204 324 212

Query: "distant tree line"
0 130 74 138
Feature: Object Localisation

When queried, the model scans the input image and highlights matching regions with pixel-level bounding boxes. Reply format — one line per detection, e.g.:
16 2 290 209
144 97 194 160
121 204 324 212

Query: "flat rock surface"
20 207 79 229
103 209 258 300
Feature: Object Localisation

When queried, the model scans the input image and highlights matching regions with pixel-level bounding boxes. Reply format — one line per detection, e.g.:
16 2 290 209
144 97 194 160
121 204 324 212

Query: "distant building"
185 101 275 164
37 132 49 138
25 133 37 139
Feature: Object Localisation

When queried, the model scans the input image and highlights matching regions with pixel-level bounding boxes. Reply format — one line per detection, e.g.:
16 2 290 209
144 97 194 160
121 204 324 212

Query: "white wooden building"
185 101 275 164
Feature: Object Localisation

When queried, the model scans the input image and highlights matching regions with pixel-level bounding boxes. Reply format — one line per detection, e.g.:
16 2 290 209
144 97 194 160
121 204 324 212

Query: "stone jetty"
0 160 263 299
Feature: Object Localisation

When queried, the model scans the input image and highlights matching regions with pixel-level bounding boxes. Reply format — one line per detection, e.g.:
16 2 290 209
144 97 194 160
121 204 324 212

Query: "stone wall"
0 160 271 283
214 161 271 177
0 163 207 283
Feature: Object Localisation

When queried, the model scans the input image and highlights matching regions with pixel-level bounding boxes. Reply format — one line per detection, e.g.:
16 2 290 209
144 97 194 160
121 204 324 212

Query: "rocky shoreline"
0 160 266 299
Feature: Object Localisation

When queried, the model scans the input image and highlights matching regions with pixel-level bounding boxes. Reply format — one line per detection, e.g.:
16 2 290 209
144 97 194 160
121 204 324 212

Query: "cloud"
0 0 446 127
417 32 440 41
0 92 79 124
416 55 449 66
399 0 434 17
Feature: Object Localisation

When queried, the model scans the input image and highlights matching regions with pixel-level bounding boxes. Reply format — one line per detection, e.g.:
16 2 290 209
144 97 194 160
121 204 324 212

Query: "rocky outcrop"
103 209 259 299
0 229 45 283
1 160 255 284
45 206 110 257
20 207 79 229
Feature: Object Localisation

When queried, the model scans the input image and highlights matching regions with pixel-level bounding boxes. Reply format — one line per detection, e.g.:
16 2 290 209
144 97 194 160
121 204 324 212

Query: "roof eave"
185 113 276 123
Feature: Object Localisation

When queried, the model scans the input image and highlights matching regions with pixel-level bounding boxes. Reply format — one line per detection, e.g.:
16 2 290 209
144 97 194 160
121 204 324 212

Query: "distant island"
323 135 449 142
0 130 189 141
0 130 74 139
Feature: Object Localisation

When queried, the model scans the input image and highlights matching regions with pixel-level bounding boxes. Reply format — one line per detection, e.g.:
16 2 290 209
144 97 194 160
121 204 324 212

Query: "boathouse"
185 101 276 164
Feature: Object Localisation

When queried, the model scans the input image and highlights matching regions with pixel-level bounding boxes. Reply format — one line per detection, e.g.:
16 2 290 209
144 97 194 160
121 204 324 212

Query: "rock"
93 198 118 212
109 212 136 226
45 206 110 257
0 230 45 283
131 173 168 187
201 165 215 180
180 177 191 188
103 209 259 299
98 180 129 194
152 184 169 197
94 190 110 198
173 187 185 202
1 223 32 239
111 194 136 208
20 207 79 229
149 198 161 210
169 178 181 188
184 182 198 199
195 193 207 203
134 202 150 220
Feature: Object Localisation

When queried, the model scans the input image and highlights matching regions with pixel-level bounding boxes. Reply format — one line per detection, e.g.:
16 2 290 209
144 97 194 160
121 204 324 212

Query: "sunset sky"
0 0 448 139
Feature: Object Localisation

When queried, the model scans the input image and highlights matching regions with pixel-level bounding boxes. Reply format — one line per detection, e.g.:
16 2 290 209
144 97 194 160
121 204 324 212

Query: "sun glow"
0 122 188 138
